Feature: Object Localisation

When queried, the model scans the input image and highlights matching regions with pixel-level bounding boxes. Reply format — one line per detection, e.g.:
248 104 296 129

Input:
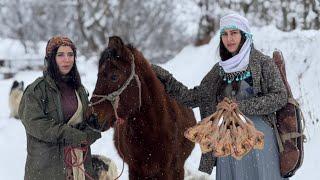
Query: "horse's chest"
122 123 169 149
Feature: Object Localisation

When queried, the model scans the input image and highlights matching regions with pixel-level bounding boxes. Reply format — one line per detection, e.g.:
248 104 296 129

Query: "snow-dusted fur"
9 80 24 119
92 154 118 180
184 169 211 180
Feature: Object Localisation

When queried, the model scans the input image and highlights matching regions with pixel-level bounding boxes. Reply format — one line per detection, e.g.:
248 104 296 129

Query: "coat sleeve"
152 64 201 108
19 87 87 146
152 64 220 111
238 58 288 115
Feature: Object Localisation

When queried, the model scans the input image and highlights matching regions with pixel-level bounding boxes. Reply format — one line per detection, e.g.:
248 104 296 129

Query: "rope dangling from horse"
64 141 95 180
112 121 125 180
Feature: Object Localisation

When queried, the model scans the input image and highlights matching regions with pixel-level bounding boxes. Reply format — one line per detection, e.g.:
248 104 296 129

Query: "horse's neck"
136 62 171 120
142 67 168 103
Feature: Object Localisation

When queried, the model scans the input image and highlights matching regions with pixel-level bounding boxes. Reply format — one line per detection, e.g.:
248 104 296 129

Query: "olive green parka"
19 73 99 180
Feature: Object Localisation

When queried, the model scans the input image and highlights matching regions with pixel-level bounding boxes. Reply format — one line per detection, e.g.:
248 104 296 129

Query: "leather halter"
89 53 142 129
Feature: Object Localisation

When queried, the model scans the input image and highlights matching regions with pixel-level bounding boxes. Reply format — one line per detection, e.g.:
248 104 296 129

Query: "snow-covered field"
1 26 320 179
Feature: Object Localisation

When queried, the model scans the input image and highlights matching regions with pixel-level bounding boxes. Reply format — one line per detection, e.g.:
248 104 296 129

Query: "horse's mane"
128 44 168 107
130 45 165 90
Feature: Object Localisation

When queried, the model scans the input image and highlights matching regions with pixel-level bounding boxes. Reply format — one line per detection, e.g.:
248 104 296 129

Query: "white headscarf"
218 13 253 73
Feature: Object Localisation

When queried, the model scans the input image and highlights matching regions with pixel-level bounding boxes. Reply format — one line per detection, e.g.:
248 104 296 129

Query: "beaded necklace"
219 66 252 84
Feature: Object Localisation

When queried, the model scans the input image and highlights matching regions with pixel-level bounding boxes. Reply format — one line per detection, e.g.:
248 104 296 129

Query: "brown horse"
88 36 196 179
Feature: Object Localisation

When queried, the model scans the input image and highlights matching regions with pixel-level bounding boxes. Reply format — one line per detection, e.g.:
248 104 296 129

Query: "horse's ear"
105 37 109 49
127 44 135 50
108 36 124 48
99 48 109 67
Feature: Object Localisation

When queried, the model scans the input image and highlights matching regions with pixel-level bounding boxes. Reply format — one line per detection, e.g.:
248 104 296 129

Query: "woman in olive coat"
153 13 288 180
19 36 101 180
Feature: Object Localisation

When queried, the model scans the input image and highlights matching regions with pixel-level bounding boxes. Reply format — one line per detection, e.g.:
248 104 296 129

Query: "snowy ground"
1 25 320 179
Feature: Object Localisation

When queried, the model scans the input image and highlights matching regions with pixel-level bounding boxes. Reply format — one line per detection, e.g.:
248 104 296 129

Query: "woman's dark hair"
45 46 81 89
219 31 246 61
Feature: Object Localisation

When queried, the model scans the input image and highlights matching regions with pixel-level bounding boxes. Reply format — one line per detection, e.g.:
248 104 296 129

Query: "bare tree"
303 0 320 29
193 0 320 45
74 0 191 62
0 0 76 53
0 0 32 52
0 0 191 63
1 0 319 60
194 0 217 46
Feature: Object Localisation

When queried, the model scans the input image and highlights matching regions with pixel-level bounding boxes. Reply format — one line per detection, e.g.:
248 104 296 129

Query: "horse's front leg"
129 167 174 180
128 167 139 180
171 165 185 180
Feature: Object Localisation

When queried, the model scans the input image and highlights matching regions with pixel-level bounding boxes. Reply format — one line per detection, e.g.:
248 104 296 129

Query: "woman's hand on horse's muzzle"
87 113 101 130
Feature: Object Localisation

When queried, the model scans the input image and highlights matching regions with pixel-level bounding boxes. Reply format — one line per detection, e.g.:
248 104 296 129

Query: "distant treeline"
0 0 319 63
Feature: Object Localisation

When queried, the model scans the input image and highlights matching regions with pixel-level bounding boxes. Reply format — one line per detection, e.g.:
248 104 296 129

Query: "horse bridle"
89 53 142 130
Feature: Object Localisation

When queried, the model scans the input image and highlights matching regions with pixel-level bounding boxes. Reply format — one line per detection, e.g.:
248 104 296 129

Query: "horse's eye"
116 55 120 59
110 74 118 82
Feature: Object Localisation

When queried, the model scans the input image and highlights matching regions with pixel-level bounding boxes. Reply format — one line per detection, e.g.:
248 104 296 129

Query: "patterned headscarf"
45 36 76 59
218 13 253 73
219 13 252 37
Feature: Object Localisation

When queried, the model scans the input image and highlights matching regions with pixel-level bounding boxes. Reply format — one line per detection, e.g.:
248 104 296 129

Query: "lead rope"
64 143 95 180
134 74 142 111
90 54 141 180
88 100 125 180
114 121 125 180
90 57 142 109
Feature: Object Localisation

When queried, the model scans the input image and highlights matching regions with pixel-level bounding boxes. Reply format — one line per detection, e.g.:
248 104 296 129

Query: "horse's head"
88 36 142 131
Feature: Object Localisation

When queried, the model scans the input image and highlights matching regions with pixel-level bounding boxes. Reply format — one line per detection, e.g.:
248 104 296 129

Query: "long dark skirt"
216 115 288 180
